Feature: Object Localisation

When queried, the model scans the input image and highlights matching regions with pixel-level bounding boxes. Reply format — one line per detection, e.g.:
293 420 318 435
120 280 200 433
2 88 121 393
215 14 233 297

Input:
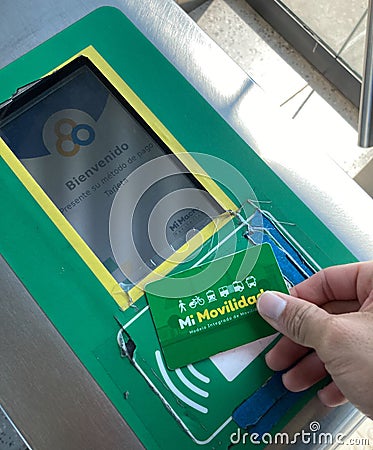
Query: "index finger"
290 262 370 306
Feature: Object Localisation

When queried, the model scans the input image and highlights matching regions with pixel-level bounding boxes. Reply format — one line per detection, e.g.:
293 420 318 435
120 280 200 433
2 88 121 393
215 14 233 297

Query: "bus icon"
218 286 230 298
245 276 257 289
232 280 244 293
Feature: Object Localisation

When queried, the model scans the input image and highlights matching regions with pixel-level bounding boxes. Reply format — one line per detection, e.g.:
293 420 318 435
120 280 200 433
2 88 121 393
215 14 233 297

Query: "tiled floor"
189 0 373 184
188 0 373 446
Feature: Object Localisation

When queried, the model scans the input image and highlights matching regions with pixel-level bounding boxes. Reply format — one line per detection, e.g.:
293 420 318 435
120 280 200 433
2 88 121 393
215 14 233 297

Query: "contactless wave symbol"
54 117 95 157
155 350 210 414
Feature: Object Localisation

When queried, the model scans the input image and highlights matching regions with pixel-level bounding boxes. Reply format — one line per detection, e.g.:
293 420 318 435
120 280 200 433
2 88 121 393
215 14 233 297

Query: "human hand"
256 262 373 419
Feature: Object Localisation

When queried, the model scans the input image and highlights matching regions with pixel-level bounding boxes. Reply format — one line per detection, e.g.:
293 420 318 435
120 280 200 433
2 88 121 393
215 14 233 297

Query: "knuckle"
322 315 342 343
283 302 316 344
317 315 343 352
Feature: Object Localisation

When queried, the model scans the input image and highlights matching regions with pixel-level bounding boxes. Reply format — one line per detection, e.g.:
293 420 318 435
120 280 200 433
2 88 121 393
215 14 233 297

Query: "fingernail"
257 291 287 320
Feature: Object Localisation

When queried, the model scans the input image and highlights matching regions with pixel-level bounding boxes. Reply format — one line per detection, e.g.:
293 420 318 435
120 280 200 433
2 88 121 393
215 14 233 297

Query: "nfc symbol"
54 118 95 157
155 350 210 414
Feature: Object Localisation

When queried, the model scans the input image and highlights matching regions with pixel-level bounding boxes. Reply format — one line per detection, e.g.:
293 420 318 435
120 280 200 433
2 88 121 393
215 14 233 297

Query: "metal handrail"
358 0 373 147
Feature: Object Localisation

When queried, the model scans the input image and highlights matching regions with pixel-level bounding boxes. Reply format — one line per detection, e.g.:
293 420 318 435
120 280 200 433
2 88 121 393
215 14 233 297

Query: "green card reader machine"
0 5 363 449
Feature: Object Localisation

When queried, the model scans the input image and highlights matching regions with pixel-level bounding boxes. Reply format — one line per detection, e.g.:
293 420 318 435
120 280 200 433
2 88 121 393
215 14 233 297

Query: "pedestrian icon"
178 299 187 313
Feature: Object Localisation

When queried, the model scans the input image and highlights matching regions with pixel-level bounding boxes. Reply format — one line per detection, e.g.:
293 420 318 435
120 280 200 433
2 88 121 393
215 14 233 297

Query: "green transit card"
145 243 289 369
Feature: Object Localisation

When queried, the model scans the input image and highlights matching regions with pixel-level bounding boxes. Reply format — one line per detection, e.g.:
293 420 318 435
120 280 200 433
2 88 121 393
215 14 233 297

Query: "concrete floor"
0 407 28 450
189 0 373 194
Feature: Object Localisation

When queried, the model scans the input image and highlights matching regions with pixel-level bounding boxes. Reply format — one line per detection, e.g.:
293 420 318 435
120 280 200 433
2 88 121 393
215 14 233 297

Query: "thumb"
257 291 329 349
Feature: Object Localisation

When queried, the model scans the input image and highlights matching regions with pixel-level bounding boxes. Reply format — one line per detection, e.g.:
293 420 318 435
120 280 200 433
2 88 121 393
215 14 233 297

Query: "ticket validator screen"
0 57 223 285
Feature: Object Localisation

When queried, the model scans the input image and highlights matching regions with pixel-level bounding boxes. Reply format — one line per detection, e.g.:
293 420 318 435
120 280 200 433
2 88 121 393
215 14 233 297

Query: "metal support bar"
245 0 362 107
358 0 373 147
175 0 207 13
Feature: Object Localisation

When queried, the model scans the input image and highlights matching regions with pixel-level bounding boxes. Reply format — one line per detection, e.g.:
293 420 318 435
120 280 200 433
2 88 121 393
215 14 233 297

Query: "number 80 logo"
54 118 95 157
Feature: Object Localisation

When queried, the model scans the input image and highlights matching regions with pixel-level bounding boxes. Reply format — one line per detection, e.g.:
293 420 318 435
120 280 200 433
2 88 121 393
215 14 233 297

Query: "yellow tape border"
0 45 237 309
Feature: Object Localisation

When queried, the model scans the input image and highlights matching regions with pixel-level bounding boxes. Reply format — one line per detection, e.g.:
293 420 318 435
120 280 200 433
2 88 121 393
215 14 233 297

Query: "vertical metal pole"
358 0 373 147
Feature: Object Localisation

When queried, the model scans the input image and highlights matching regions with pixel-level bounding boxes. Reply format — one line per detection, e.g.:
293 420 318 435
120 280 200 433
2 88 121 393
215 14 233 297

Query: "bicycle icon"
189 296 205 308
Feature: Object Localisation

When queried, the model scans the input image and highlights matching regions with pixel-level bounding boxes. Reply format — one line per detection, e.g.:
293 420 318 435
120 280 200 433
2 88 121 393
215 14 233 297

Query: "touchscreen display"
0 57 223 284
